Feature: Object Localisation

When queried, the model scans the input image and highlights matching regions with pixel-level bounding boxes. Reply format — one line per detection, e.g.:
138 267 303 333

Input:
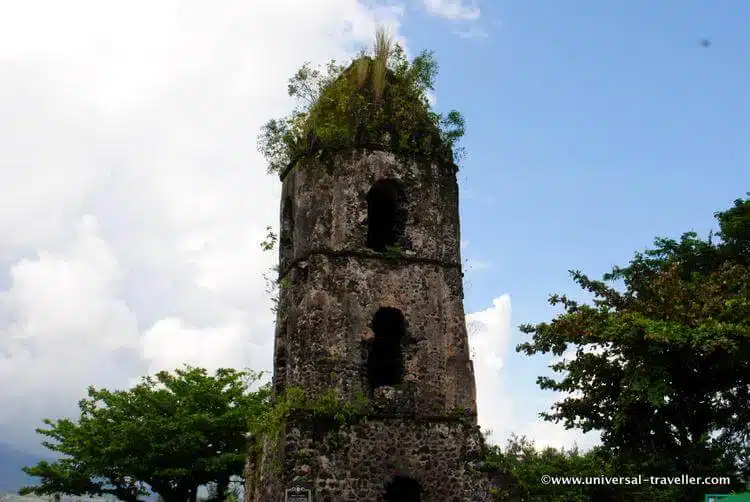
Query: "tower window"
280 196 293 249
368 307 406 389
273 335 287 395
384 476 422 502
366 179 406 252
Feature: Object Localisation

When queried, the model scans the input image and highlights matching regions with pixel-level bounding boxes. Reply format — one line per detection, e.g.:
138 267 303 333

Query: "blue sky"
406 0 750 446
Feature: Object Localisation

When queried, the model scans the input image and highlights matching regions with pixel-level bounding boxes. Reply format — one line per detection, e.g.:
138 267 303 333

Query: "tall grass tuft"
355 56 369 89
372 27 392 101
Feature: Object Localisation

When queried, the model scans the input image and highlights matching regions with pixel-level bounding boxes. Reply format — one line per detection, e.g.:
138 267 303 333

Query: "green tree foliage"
483 435 693 501
257 28 466 174
20 366 271 502
517 196 750 499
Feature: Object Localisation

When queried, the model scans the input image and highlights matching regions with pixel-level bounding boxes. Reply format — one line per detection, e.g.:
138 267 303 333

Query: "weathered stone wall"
272 149 475 417
277 150 461 274
248 149 496 501
250 416 497 502
273 253 476 417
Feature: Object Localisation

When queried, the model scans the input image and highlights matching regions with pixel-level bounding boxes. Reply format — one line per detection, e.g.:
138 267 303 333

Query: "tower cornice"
277 248 461 282
278 145 459 182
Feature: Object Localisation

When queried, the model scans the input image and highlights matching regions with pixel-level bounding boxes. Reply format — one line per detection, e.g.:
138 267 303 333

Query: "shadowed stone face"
368 307 406 389
384 475 422 501
366 179 407 252
276 150 461 273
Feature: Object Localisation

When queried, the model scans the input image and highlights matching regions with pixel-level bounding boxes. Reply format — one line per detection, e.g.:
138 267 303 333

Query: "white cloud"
467 295 601 452
0 216 144 448
0 0 405 453
468 295 514 443
422 0 480 21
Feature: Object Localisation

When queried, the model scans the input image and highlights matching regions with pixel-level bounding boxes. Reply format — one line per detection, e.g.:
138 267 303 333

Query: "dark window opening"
273 339 287 394
384 476 422 502
368 307 406 389
295 261 309 283
366 179 406 252
280 196 294 249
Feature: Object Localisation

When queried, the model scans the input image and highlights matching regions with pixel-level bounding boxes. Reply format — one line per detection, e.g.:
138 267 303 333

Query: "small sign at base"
285 486 312 502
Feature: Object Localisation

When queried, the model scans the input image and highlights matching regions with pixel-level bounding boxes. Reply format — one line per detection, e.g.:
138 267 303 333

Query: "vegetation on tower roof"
257 28 466 175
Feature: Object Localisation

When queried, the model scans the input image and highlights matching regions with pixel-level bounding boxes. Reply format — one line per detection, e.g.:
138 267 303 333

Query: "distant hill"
0 443 45 495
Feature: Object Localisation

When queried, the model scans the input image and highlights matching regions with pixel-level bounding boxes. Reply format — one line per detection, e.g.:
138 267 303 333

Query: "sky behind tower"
0 0 748 457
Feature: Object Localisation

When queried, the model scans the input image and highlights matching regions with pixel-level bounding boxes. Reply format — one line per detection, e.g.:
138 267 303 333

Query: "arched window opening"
280 196 294 251
273 339 287 395
368 307 406 389
366 179 406 252
384 476 422 502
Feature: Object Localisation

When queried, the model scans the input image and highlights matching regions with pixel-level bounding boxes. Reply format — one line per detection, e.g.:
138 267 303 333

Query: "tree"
517 196 750 500
483 435 605 502
20 366 271 502
483 435 690 501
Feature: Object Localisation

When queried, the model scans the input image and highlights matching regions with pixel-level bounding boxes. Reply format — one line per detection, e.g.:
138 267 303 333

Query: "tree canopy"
517 195 750 499
257 28 466 175
482 435 691 502
20 366 271 502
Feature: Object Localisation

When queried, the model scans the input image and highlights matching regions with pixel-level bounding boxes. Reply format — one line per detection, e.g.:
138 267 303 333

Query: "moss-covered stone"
257 31 466 176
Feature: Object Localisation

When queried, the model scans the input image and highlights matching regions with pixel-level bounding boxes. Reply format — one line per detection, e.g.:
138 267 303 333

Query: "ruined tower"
245 145 497 501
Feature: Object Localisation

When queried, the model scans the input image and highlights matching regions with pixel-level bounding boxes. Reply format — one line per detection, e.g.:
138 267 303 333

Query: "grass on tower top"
257 27 466 175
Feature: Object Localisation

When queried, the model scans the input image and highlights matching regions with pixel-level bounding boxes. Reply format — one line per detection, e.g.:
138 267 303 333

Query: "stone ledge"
279 145 459 182
278 248 461 281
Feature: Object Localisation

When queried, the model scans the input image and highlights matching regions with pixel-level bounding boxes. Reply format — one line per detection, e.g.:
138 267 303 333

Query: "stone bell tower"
246 148 496 501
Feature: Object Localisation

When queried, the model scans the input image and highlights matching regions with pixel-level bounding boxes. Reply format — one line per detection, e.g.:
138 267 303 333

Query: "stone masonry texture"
245 149 499 501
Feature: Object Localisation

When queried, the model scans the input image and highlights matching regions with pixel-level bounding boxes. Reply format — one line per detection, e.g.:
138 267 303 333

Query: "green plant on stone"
259 225 281 313
247 387 370 473
260 225 278 251
257 27 467 175
441 405 473 422
262 266 280 314
382 244 403 258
